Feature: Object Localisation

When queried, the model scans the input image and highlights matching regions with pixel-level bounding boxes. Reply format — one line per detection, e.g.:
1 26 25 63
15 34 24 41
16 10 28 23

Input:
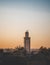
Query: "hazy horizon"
0 0 50 49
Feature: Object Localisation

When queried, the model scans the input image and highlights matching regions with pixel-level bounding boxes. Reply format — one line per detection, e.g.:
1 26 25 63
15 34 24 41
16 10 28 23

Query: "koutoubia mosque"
24 31 30 53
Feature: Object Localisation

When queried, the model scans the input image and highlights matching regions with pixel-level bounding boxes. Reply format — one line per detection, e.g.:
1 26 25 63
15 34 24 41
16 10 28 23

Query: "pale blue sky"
0 0 50 48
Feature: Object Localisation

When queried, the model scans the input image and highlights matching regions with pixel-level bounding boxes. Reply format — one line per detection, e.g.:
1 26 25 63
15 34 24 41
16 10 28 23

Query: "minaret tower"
24 31 30 53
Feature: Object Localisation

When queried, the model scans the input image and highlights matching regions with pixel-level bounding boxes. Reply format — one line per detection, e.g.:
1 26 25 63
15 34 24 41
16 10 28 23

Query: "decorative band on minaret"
24 31 30 53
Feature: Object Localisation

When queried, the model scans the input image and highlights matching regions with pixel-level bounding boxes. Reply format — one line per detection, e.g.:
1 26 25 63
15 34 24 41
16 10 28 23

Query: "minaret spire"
24 31 30 53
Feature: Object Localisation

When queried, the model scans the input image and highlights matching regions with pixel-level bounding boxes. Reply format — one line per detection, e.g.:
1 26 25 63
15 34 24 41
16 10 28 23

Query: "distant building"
24 31 30 53
3 49 14 53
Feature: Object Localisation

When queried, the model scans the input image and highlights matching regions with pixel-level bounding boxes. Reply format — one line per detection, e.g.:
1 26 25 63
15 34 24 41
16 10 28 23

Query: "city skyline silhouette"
0 0 50 65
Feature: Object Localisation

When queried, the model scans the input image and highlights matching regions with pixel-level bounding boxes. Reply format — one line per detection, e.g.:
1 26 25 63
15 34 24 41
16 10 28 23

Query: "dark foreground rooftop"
0 53 50 65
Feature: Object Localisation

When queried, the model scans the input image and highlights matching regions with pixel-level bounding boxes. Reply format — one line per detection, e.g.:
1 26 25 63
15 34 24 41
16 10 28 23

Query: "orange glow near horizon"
0 31 50 49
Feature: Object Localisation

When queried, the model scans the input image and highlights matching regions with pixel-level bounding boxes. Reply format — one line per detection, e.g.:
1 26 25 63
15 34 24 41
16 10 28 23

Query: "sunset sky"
0 0 50 49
